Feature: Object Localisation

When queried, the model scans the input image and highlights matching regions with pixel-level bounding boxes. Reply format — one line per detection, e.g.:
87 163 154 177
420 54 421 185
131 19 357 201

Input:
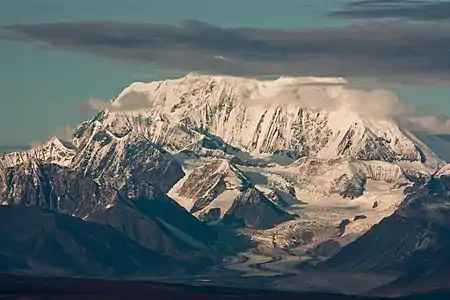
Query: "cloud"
52 125 75 141
331 0 450 21
80 91 155 113
27 125 76 149
406 114 450 133
2 20 450 84
254 82 412 120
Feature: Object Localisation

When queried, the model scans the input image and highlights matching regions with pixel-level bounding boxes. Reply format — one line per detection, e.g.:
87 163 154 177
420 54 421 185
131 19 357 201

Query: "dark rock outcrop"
0 205 179 277
222 188 295 229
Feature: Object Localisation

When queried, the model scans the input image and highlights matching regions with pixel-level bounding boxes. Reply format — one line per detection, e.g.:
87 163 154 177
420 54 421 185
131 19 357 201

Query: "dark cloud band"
2 20 450 84
331 0 450 21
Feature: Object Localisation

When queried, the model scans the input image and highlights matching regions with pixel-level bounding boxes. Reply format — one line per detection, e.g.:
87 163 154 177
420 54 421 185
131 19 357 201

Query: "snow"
434 163 450 178
169 158 248 216
91 74 431 164
195 189 241 218
0 137 76 168
2 73 445 252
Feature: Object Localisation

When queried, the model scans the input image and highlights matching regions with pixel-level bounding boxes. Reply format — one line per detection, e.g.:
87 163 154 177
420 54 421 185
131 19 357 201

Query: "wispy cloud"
52 125 75 141
2 20 450 84
27 125 76 149
79 91 155 113
331 0 450 21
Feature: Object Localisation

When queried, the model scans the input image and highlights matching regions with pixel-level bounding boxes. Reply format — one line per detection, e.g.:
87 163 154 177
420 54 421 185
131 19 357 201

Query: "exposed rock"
321 167 450 276
353 215 368 221
222 188 295 229
338 219 351 234
0 205 179 277
311 239 341 258
0 160 216 261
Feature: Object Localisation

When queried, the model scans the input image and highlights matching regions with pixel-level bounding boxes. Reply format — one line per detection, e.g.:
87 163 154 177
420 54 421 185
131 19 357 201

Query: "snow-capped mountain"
1 74 448 262
0 159 216 259
169 158 294 228
0 159 103 216
285 157 431 199
0 137 76 168
2 73 450 283
92 74 439 165
71 121 184 193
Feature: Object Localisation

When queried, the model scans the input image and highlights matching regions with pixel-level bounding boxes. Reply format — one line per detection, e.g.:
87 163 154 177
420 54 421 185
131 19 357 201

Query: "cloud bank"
2 20 450 84
254 84 410 120
331 0 450 21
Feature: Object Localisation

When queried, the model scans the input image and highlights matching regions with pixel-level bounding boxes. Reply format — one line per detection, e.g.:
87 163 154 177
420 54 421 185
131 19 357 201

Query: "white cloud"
82 91 155 112
406 115 450 134
256 82 411 120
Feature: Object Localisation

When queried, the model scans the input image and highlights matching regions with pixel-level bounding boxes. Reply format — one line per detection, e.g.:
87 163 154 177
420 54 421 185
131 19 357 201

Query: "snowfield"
1 73 448 266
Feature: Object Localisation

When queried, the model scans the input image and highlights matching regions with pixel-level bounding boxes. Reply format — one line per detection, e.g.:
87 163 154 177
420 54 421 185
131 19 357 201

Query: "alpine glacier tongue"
93 74 429 164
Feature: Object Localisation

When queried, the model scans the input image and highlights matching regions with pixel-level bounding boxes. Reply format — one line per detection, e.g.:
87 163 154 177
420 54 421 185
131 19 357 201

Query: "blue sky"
1 0 450 145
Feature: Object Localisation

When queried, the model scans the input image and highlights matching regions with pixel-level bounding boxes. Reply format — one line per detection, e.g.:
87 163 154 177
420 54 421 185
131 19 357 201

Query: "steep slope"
221 187 295 229
0 137 76 168
93 74 435 165
0 160 216 259
169 159 294 229
89 180 217 259
71 121 184 192
0 159 103 217
320 166 450 276
0 205 178 277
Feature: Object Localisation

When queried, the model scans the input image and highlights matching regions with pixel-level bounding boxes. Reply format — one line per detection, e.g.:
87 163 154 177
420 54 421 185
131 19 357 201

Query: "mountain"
0 159 103 217
88 179 217 260
288 157 430 199
0 159 216 260
319 164 450 278
0 205 179 278
0 137 76 168
92 74 440 165
169 158 294 228
84 74 441 203
71 121 185 192
1 74 448 282
1 74 444 236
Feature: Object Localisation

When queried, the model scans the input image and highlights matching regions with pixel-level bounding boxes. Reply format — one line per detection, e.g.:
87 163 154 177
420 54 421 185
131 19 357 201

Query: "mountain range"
1 74 450 295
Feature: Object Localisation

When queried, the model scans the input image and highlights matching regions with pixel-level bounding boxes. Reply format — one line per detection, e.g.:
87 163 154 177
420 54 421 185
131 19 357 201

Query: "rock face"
169 159 294 229
0 160 103 217
0 75 442 206
93 74 435 165
0 137 76 168
0 205 179 277
89 180 217 259
170 159 246 213
222 187 295 229
321 165 450 276
0 74 447 279
0 160 216 260
71 121 184 192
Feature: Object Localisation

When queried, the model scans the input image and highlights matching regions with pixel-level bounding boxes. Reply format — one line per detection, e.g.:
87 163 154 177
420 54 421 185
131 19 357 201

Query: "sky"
2 0 450 146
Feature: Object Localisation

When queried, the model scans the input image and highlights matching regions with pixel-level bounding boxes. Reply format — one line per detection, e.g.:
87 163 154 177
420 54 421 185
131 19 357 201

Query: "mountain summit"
91 74 440 166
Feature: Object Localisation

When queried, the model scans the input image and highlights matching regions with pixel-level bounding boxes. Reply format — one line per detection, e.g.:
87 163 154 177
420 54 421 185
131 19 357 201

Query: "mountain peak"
89 75 433 165
0 136 77 168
